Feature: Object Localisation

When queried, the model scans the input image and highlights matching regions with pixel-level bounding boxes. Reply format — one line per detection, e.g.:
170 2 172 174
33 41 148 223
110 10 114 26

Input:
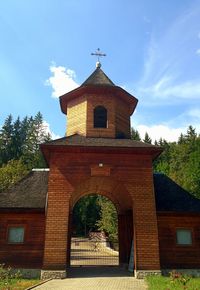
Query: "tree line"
0 112 51 191
132 125 200 198
0 113 199 240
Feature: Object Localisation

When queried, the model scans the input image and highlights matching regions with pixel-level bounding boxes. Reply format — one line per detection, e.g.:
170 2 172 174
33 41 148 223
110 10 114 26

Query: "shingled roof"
41 134 160 149
81 67 115 86
1 170 200 213
154 173 200 212
59 68 138 115
0 170 48 209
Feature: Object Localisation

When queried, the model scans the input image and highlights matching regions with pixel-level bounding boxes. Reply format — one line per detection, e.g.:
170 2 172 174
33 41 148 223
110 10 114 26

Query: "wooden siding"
157 213 200 268
0 211 45 268
66 96 87 136
65 92 131 139
86 94 115 138
115 97 130 138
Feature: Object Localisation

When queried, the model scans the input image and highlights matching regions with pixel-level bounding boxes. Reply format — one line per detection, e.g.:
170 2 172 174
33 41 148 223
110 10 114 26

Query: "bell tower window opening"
94 106 107 128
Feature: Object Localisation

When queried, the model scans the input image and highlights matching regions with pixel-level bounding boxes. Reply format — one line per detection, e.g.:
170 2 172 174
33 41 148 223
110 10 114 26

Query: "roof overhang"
59 85 138 116
40 143 162 166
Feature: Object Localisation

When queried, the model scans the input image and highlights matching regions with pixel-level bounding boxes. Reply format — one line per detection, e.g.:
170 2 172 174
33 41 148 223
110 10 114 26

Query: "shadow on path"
68 266 133 278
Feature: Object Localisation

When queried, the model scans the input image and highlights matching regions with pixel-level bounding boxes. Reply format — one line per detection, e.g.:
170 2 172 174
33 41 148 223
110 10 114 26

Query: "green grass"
146 275 200 290
0 278 40 290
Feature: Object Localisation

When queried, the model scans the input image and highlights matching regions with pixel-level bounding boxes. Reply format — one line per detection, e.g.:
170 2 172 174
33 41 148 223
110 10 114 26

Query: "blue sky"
0 0 200 141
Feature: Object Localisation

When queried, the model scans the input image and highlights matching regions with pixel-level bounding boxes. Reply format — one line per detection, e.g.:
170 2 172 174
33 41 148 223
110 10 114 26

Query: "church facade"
1 63 200 279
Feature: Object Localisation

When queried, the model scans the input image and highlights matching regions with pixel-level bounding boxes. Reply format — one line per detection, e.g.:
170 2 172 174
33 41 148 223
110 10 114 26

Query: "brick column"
127 175 161 278
41 168 73 279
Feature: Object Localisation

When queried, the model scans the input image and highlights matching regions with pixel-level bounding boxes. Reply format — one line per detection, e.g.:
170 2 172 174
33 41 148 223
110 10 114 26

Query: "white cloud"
138 77 200 101
135 3 200 104
188 108 200 118
132 107 200 142
136 124 187 142
45 64 79 98
42 120 61 140
196 49 200 55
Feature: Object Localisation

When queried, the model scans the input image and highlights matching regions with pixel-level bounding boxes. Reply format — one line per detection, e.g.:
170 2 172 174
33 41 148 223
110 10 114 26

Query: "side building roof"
154 173 200 212
1 170 200 213
0 170 48 209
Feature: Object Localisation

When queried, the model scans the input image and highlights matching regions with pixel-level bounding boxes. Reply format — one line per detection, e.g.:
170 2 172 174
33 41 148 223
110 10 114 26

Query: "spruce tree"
131 128 141 141
143 132 152 144
0 114 14 165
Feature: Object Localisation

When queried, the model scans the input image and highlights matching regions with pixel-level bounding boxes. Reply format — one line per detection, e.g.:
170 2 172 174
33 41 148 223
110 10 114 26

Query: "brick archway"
70 176 133 214
41 149 161 279
67 177 134 267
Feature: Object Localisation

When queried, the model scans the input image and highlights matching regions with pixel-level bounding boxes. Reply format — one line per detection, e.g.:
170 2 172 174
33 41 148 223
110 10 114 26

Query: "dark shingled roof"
1 171 200 213
0 170 48 209
154 173 200 212
42 134 160 149
81 67 115 86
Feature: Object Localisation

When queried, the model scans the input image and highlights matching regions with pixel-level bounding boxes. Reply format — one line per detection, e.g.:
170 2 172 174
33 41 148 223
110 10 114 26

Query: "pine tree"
11 117 22 160
154 140 158 146
0 115 14 165
143 132 152 144
131 128 141 141
178 133 185 144
185 125 197 142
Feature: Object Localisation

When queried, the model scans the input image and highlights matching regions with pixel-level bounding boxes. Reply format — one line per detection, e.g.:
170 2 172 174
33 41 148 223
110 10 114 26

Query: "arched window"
94 106 107 128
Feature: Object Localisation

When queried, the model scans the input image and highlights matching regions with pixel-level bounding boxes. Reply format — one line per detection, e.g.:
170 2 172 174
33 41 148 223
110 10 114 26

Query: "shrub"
0 263 21 289
170 270 191 289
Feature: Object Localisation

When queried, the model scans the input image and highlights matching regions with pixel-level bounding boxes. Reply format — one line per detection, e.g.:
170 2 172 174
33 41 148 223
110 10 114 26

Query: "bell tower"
41 56 162 280
59 63 138 139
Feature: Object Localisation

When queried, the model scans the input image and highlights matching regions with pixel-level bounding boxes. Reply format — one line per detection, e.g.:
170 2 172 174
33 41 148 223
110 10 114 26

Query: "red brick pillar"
127 175 161 278
41 168 73 279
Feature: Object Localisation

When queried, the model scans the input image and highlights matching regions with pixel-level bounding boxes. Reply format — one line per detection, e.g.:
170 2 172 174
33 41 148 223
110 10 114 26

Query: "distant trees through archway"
70 194 119 267
72 194 118 242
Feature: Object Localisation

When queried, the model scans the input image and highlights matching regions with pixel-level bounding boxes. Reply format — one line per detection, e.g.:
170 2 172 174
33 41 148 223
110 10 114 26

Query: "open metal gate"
70 237 119 266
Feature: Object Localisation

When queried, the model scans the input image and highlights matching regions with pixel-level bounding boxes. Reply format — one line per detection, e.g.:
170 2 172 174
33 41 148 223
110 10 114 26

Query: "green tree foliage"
154 126 200 198
0 159 28 192
153 138 172 175
0 112 51 191
143 132 152 144
72 195 101 236
72 195 118 242
0 115 13 165
131 128 141 141
96 196 118 242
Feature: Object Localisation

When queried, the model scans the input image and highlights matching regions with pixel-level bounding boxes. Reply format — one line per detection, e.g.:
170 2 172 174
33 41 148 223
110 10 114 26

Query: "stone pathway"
70 237 119 266
34 277 147 290
34 267 148 290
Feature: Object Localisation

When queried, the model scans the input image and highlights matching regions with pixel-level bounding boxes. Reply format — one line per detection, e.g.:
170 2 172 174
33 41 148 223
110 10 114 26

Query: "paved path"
70 237 119 266
34 277 147 290
34 267 148 290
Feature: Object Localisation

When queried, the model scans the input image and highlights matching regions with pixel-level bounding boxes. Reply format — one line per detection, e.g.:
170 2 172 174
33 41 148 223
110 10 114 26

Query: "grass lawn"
0 278 40 290
146 275 200 290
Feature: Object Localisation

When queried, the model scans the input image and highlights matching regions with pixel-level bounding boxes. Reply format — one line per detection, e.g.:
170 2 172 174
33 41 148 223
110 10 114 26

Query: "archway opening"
70 194 119 267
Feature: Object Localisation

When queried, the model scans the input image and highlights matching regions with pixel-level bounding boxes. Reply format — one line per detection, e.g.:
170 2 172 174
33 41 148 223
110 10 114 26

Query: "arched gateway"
40 63 162 279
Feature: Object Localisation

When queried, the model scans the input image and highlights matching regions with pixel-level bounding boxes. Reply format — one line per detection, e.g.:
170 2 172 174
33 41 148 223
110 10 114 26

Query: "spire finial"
91 48 106 68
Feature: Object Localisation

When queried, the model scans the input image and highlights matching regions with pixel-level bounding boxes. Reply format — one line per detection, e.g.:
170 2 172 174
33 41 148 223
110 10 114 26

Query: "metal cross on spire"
91 48 106 68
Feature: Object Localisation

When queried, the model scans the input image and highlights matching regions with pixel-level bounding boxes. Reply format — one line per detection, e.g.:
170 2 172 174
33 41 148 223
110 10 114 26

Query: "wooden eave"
40 143 162 166
59 85 138 116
